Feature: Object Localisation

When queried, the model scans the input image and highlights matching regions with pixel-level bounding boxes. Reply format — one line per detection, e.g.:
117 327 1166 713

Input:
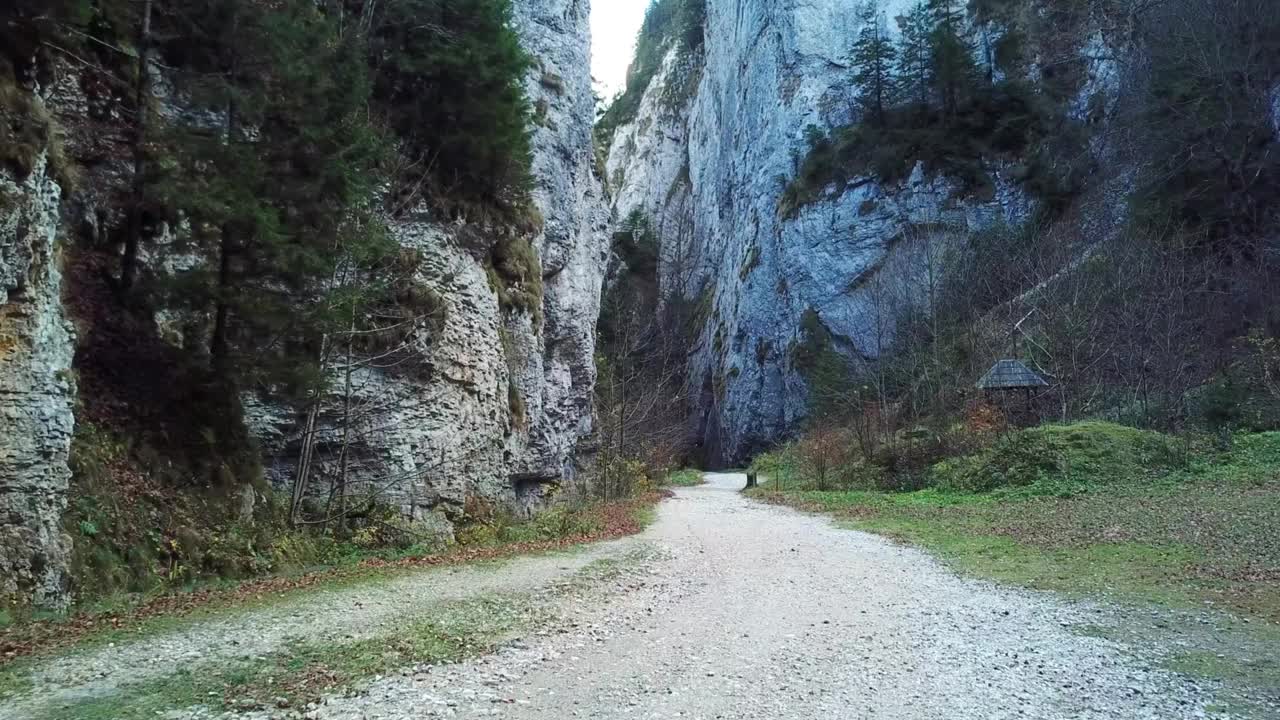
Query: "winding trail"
8 474 1229 719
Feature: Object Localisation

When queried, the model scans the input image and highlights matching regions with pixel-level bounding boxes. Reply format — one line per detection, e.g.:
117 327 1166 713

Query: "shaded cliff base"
1 465 663 664
3 245 615 620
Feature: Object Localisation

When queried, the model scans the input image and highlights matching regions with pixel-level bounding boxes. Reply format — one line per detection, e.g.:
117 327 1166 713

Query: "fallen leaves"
0 492 666 665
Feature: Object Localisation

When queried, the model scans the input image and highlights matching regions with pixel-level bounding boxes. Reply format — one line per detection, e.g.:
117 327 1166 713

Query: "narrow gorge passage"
8 481 1223 719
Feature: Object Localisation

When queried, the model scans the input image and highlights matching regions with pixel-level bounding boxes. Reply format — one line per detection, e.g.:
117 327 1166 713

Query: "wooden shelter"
976 360 1049 391
977 359 1049 424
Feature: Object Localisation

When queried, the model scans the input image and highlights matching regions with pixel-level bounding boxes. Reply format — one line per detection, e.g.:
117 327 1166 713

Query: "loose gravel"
1 542 633 719
9 474 1236 719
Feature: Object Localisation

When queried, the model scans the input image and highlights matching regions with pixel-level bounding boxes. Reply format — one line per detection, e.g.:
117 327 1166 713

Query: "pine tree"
850 1 897 127
896 1 934 108
369 0 532 213
927 0 975 116
119 0 153 292
156 0 392 390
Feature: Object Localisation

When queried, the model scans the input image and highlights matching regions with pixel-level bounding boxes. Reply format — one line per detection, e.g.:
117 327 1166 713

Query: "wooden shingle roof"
976 359 1049 390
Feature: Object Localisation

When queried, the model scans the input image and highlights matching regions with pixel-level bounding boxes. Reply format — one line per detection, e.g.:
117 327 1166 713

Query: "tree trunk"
334 312 357 534
120 0 153 292
290 335 328 524
210 99 237 374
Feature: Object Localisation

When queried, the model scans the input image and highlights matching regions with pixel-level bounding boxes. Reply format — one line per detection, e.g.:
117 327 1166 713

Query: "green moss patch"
488 234 544 323
928 421 1187 493
664 469 705 487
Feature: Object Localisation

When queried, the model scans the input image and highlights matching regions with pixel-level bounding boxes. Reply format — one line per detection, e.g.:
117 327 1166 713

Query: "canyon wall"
605 0 1131 463
0 0 609 608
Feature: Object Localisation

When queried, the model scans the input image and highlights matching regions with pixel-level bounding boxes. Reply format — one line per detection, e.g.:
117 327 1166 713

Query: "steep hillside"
601 0 1280 464
0 0 608 610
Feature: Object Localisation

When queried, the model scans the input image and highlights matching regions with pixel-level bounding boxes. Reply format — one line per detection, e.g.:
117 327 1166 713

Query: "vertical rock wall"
0 0 608 607
605 0 1127 463
250 0 610 520
0 149 76 609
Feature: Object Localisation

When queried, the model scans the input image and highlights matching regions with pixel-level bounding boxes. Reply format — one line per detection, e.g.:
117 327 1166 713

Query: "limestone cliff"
250 0 610 523
604 0 1132 463
0 147 76 609
0 0 608 608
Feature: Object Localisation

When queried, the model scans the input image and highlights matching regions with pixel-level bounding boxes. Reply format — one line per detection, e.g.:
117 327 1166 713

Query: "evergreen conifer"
896 1 934 108
850 1 897 127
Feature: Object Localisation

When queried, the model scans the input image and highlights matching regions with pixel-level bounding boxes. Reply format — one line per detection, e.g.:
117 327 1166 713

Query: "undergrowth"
749 424 1280 621
0 491 662 664
664 469 705 487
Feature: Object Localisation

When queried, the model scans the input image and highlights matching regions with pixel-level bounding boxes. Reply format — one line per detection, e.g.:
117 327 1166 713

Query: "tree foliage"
369 0 533 212
595 0 708 148
145 0 392 394
783 0 1084 216
1129 0 1280 245
926 0 976 116
849 1 897 126
895 1 934 107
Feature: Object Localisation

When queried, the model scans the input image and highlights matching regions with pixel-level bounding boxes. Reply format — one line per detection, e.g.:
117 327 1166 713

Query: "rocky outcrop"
0 148 76 609
605 0 1123 463
250 0 610 520
512 0 613 490
0 0 608 607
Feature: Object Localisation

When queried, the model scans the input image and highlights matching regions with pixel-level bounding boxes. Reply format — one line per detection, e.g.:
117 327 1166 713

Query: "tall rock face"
605 0 1123 464
248 0 611 521
0 147 76 609
0 0 607 608
512 0 613 488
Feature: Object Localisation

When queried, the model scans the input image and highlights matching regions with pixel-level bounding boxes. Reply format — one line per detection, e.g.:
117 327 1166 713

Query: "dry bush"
796 427 855 491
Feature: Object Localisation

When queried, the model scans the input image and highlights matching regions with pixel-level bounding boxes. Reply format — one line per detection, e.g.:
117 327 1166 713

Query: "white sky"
591 0 651 100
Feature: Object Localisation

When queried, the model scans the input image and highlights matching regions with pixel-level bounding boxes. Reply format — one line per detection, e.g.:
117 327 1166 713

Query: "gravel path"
248 473 1224 720
11 474 1232 719
1 541 635 719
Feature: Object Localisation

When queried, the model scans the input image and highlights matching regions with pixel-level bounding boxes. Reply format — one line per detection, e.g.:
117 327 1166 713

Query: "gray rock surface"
604 0 1130 462
247 0 611 519
514 0 613 493
0 0 609 608
0 149 77 609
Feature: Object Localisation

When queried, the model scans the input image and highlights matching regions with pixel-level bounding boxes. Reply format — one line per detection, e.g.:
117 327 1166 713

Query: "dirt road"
7 474 1227 719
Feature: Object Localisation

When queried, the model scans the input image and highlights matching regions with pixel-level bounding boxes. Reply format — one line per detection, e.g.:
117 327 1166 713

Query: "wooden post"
745 472 757 489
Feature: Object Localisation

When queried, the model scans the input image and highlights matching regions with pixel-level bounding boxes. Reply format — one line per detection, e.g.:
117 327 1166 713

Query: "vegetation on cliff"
0 0 546 610
594 0 706 150
780 0 1095 216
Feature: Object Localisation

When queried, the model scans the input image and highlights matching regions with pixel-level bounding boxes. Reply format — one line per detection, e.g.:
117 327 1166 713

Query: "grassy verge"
28 546 659 720
664 469 706 487
0 493 663 666
747 426 1280 716
749 427 1280 619
40 594 540 720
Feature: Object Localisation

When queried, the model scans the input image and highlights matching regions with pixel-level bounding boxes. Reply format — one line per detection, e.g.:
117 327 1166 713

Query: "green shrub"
929 422 1184 492
664 469 704 487
488 234 544 321
0 66 51 181
454 506 605 547
595 0 706 146
1190 338 1280 433
501 507 603 543
779 81 1079 218
371 0 533 209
